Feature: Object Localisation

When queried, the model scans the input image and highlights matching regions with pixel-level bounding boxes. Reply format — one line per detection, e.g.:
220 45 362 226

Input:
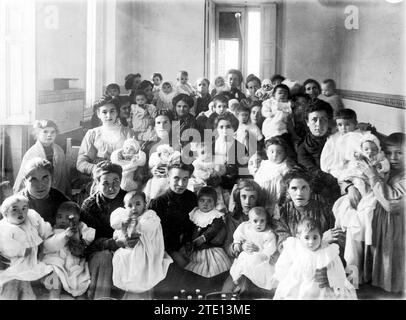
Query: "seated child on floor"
110 191 172 298
0 195 54 300
130 90 156 141
184 187 232 279
111 138 147 192
272 217 357 300
230 207 278 291
42 201 95 299
143 144 181 202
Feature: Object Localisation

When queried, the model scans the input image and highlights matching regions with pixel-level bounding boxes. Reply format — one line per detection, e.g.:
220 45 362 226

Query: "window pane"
217 39 239 76
219 12 240 39
247 10 260 77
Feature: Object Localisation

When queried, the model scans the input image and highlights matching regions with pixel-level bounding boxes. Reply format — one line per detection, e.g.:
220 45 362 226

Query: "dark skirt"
369 203 405 293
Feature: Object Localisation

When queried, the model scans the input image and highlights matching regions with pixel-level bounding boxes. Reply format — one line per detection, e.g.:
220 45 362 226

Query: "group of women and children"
0 69 404 300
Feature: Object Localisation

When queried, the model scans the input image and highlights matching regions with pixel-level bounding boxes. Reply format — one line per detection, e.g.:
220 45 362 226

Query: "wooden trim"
38 89 85 105
337 89 405 110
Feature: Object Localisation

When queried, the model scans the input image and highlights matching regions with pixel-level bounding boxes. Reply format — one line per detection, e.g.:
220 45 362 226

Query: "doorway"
215 6 261 78
205 1 277 83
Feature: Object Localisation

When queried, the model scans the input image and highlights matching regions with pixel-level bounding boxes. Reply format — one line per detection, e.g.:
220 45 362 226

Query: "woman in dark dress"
221 179 273 298
81 160 135 300
19 157 69 226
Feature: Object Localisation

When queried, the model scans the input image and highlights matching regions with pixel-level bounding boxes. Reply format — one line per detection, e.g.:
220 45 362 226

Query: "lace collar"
189 208 224 228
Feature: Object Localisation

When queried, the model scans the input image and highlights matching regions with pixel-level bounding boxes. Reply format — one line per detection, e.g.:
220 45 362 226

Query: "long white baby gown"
42 222 95 297
273 237 357 300
261 99 292 140
111 149 147 192
0 209 54 289
111 209 173 293
254 160 290 217
229 221 277 290
320 131 364 178
143 150 181 202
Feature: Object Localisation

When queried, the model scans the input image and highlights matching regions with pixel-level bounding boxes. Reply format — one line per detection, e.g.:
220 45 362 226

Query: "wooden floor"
32 283 405 300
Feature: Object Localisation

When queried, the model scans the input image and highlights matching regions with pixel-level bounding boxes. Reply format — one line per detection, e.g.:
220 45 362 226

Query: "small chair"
66 138 86 203
66 138 80 174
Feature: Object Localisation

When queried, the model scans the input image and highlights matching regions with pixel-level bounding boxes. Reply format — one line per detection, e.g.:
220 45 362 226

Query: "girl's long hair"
232 179 265 218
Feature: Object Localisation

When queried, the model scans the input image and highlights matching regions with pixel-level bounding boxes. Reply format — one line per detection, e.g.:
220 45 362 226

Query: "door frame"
204 0 277 81
215 6 247 77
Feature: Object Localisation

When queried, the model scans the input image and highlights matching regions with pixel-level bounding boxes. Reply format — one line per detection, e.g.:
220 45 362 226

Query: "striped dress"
185 208 232 278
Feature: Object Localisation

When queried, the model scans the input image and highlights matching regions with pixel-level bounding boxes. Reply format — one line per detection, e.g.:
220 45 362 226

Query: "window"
213 6 261 80
0 0 36 125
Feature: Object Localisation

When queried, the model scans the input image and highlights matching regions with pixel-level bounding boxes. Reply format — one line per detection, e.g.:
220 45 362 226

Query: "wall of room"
278 0 341 84
115 0 137 89
335 0 405 134
278 0 405 134
36 0 87 91
129 0 206 86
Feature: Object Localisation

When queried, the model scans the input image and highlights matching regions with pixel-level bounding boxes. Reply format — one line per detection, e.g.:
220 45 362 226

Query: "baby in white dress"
110 191 172 298
230 207 278 291
111 138 147 192
273 217 357 300
0 195 54 300
156 81 176 112
143 144 181 202
42 201 95 299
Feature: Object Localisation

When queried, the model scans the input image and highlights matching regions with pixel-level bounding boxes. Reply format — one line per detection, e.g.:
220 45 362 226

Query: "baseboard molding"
337 89 405 110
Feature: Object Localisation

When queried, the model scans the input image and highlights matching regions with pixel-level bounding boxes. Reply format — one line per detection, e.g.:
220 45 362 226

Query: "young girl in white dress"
143 144 181 202
229 207 278 291
110 191 172 299
42 201 95 299
254 137 291 217
184 187 232 278
0 195 54 299
111 138 146 192
273 217 357 300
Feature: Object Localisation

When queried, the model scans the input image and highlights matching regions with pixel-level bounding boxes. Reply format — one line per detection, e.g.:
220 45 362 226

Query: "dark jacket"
21 187 69 226
149 189 197 253
81 188 126 253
